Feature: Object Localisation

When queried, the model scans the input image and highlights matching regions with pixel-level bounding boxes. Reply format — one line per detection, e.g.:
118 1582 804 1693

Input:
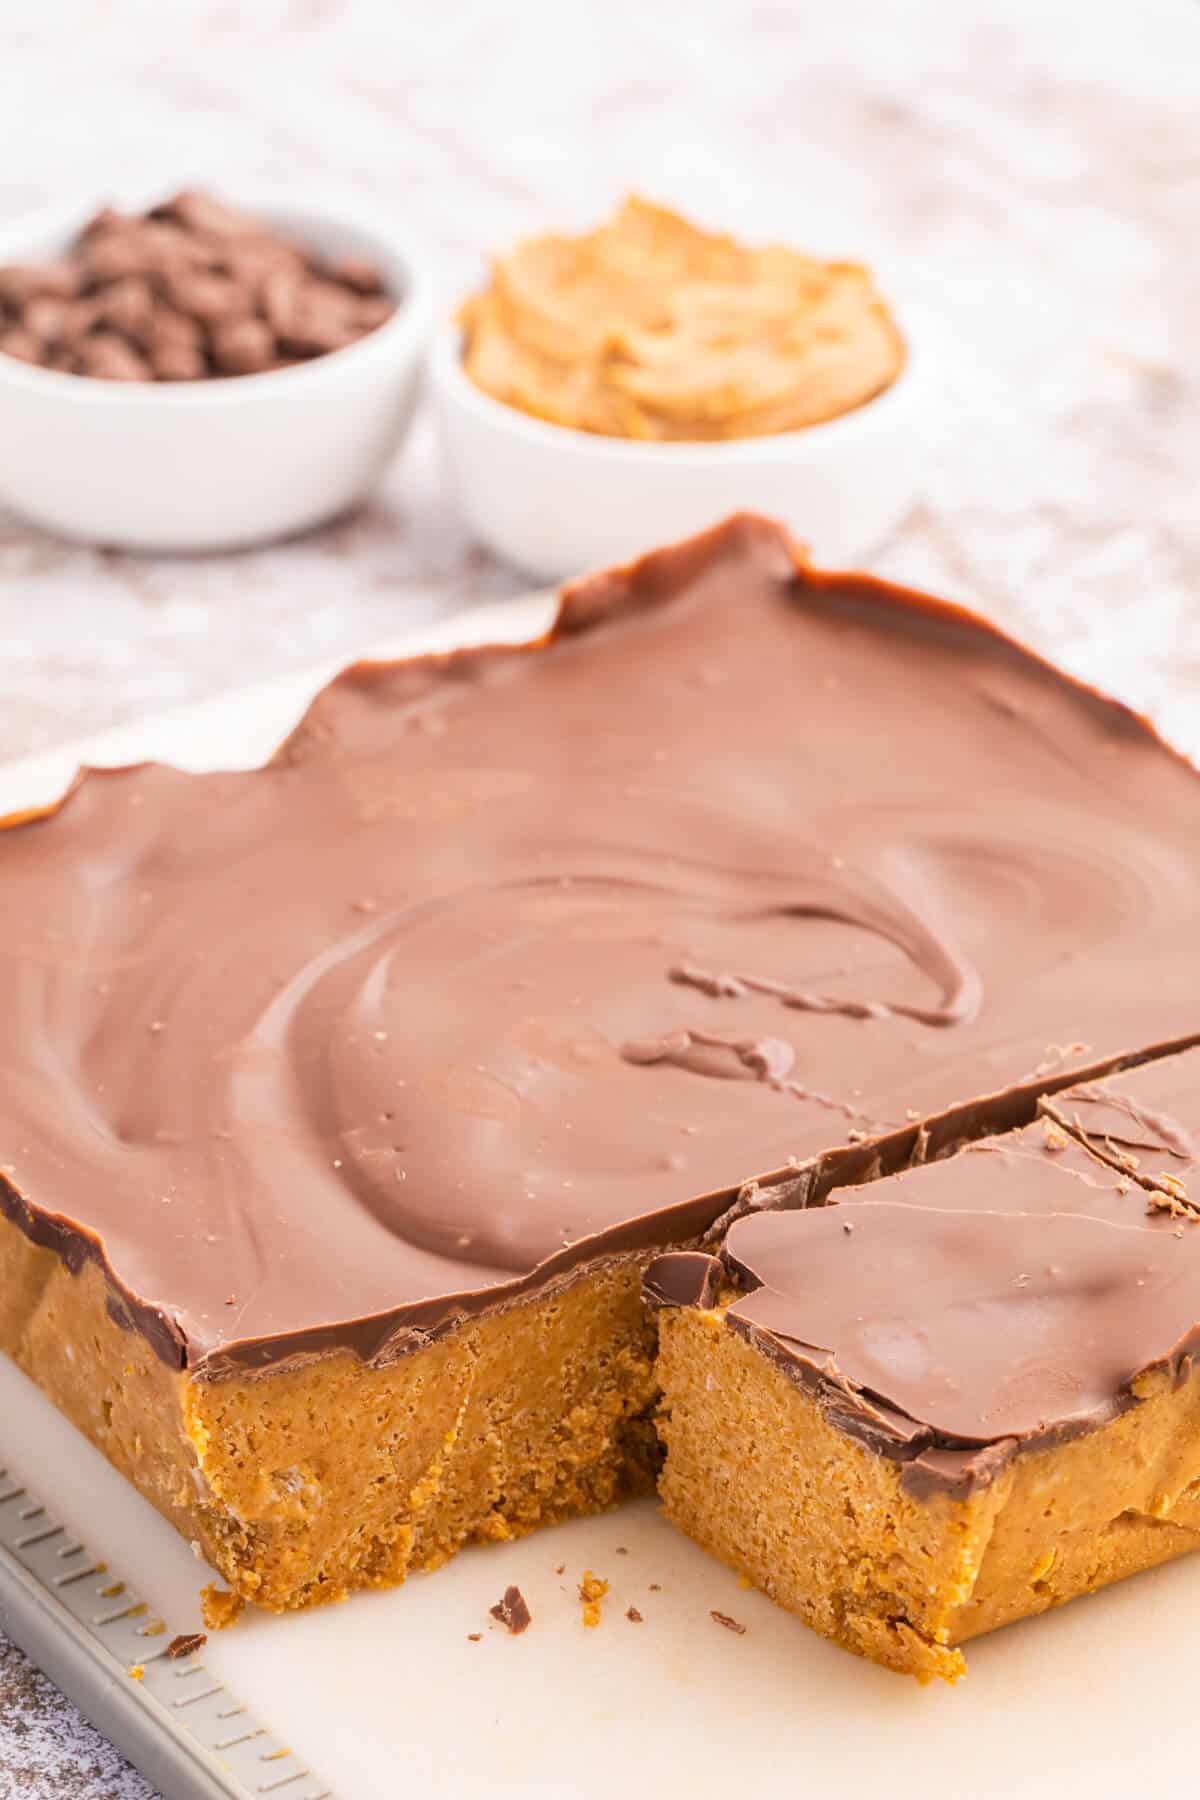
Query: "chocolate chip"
80 207 132 241
165 1632 207 1659
275 279 359 356
0 263 79 307
151 342 208 382
79 232 155 287
354 294 395 333
710 1610 747 1634
324 255 385 295
0 328 44 365
153 190 262 240
146 304 204 352
211 317 275 376
163 268 251 327
262 267 305 337
220 237 305 297
76 333 152 381
93 277 157 342
23 295 74 345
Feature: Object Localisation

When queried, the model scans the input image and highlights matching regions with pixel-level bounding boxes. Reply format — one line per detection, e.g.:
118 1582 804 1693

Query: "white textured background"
1 1 1198 1793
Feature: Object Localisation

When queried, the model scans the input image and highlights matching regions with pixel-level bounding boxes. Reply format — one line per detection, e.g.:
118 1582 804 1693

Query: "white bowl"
0 193 434 551
431 320 924 581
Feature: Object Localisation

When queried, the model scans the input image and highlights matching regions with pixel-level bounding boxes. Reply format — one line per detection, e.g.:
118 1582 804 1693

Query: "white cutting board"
2 594 1198 1800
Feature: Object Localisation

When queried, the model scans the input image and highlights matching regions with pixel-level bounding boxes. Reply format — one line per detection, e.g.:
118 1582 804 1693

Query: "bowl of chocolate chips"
0 189 432 550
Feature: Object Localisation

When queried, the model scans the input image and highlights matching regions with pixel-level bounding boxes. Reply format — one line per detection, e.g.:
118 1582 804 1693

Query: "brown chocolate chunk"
625 1605 644 1623
488 1584 532 1634
710 1611 747 1634
165 1631 208 1659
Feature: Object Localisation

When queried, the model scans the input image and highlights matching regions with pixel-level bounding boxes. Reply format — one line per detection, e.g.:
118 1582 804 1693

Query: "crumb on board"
615 1546 628 1555
166 1632 208 1660
711 1610 747 1635
737 1573 755 1589
127 1665 144 1682
626 1605 643 1623
467 1633 482 1642
649 1583 662 1592
200 1584 244 1630
554 1563 565 1575
579 1571 609 1627
489 1584 532 1635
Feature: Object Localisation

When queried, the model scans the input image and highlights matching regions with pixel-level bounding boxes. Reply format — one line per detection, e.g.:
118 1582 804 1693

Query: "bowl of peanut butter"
433 196 920 579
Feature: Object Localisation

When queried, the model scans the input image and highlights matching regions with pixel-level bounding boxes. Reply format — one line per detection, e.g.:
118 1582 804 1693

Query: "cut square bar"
648 1047 1200 1679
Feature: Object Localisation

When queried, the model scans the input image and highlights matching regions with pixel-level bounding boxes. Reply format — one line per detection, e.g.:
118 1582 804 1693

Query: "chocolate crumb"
711 1610 747 1634
467 1632 482 1642
554 1563 565 1575
166 1632 207 1659
626 1605 644 1623
615 1546 628 1554
649 1583 662 1592
489 1584 532 1634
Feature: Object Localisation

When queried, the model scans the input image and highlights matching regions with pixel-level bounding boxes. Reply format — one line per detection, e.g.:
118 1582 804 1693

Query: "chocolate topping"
1044 1058 1200 1209
3 515 1200 1376
643 1251 722 1311
648 1047 1200 1497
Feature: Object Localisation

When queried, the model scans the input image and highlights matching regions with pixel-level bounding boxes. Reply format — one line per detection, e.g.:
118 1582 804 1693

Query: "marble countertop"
1 1 1198 1793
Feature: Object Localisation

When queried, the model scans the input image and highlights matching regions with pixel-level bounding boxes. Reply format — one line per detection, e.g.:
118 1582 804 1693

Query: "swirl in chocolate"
2 515 1200 1375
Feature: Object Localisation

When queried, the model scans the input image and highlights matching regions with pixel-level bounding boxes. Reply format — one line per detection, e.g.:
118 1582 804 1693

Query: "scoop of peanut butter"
458 196 905 441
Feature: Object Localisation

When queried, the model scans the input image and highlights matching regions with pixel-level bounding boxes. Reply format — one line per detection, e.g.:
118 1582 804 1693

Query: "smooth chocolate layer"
4 515 1200 1376
648 1047 1200 1497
